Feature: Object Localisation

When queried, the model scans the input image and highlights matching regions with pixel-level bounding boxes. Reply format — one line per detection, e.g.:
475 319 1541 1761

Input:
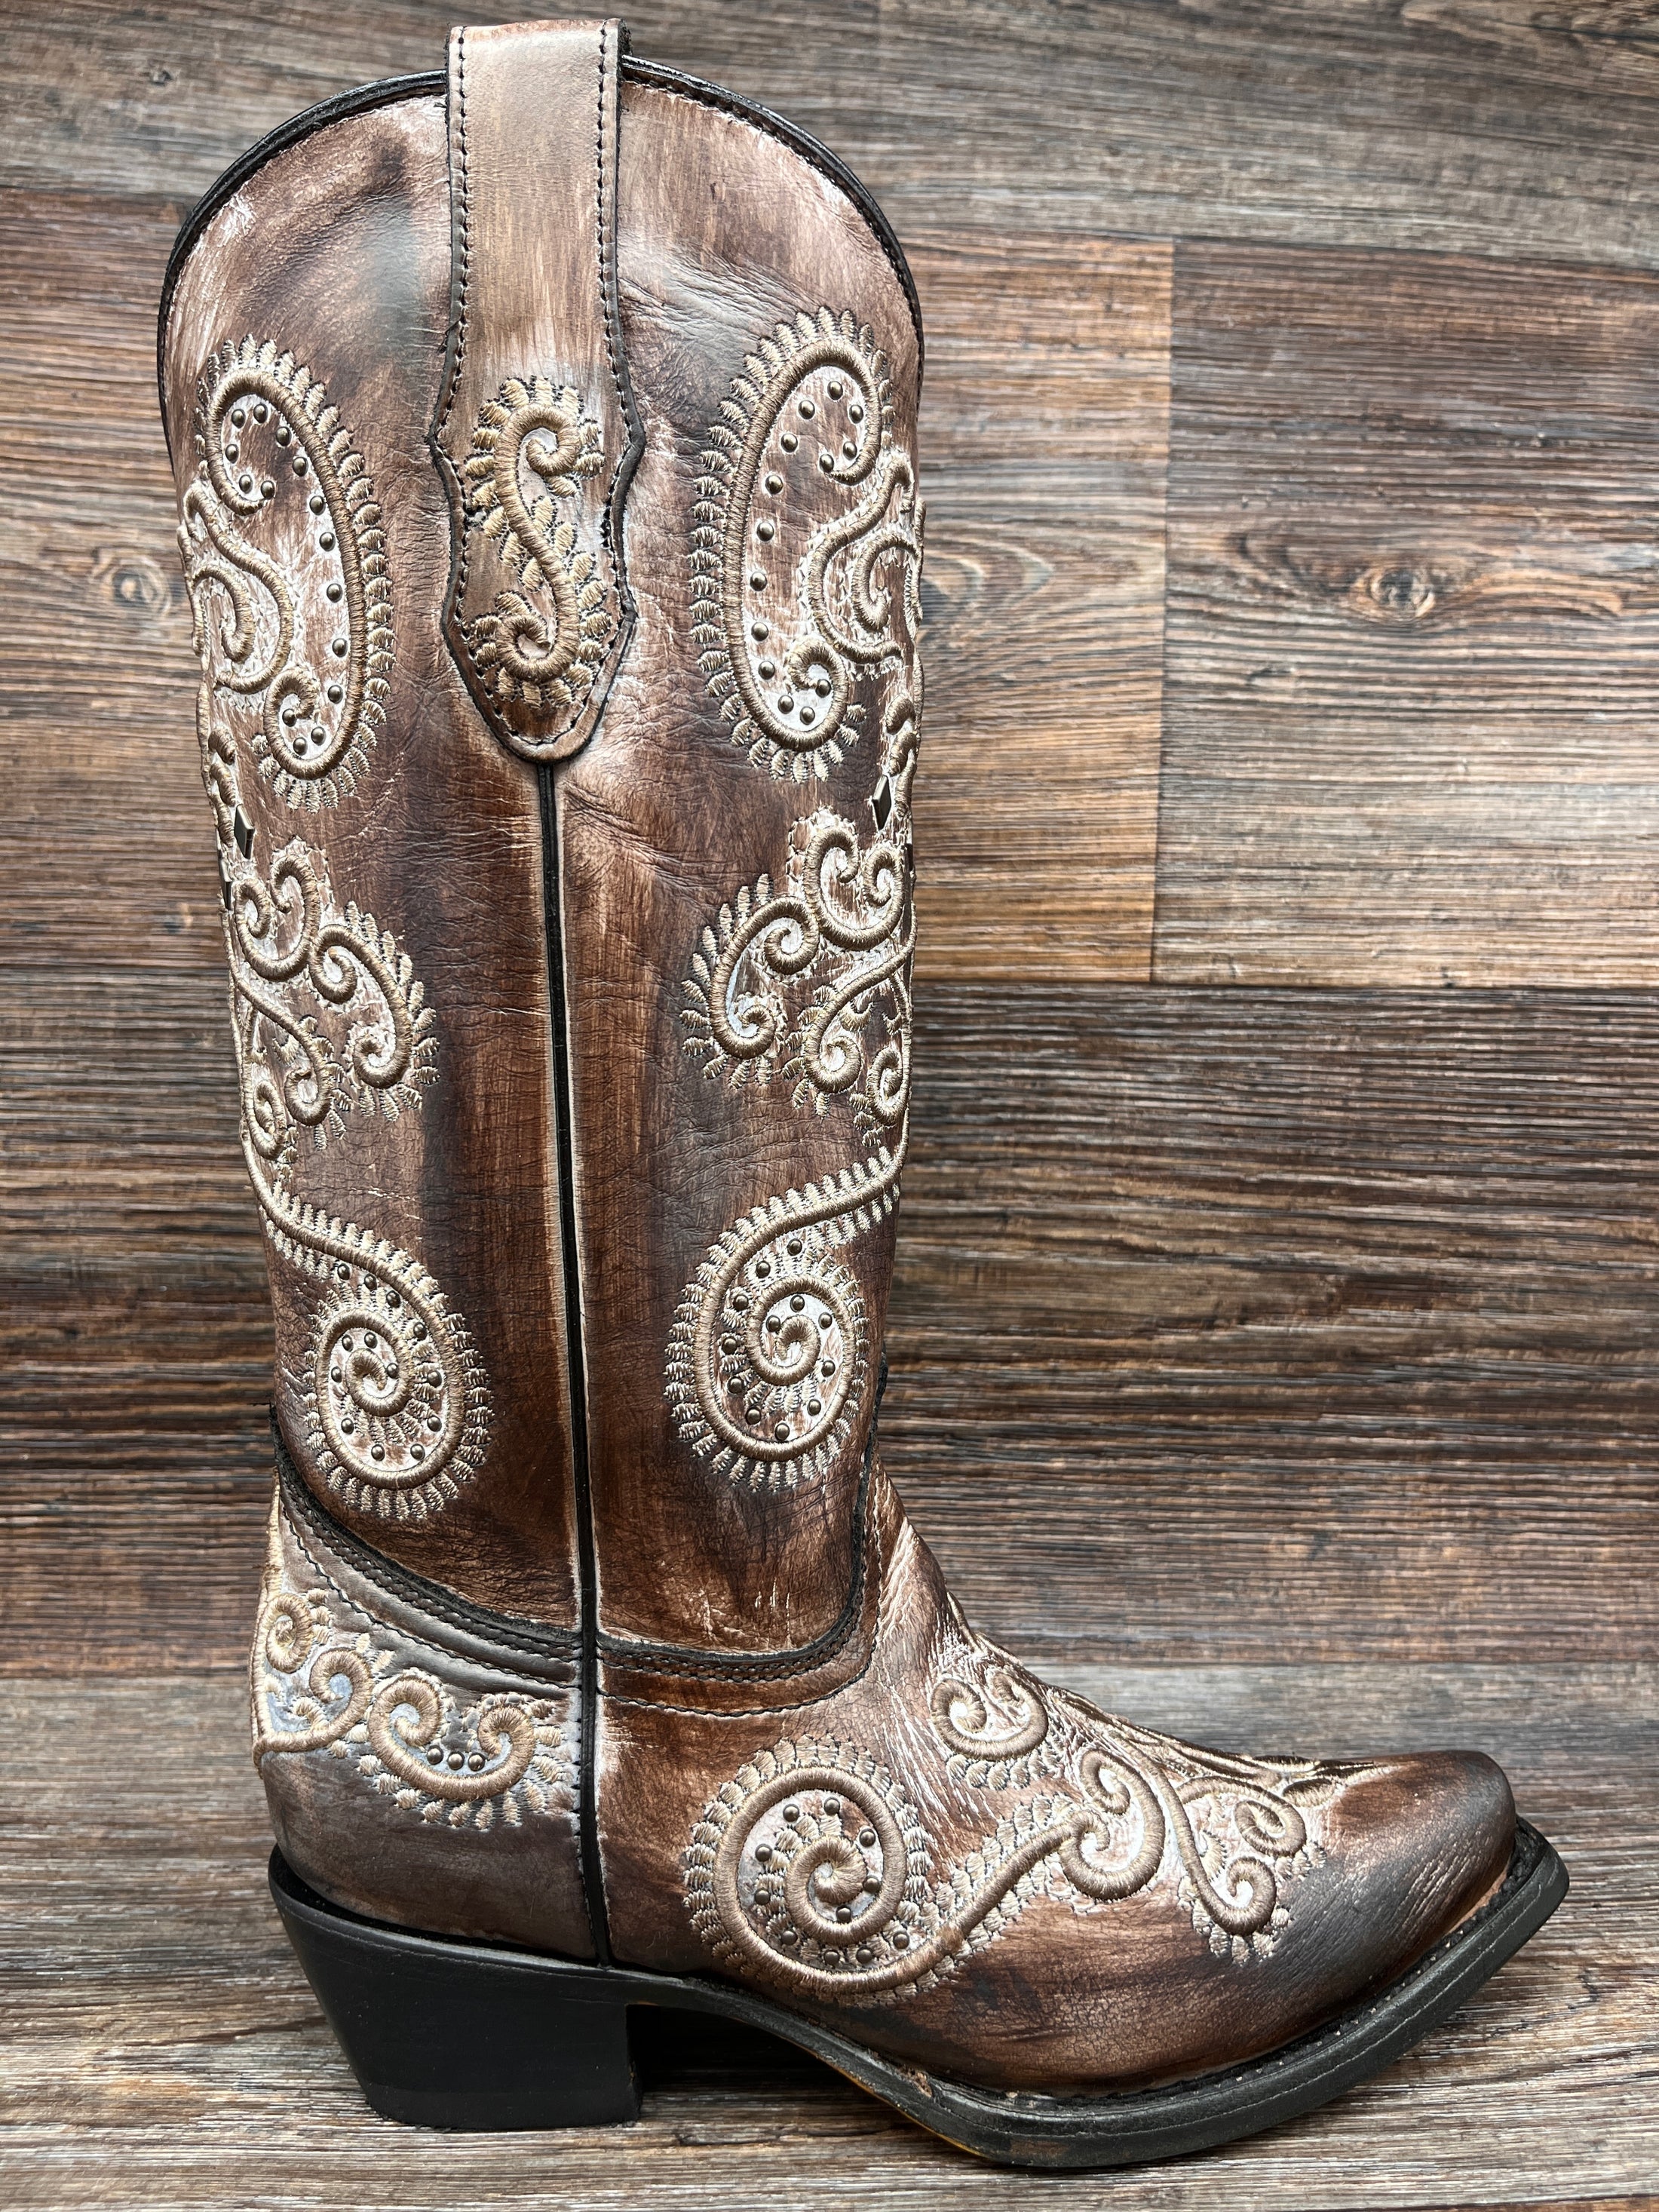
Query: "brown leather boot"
158 17 1565 2168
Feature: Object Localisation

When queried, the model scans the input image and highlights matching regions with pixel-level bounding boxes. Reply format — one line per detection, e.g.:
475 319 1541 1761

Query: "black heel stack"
269 1852 642 2131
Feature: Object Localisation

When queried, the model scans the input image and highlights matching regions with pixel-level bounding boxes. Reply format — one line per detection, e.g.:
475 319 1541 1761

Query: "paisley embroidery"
672 312 921 1492
683 807 913 1130
179 338 392 814
227 839 490 1520
692 308 921 782
181 336 489 1521
460 376 615 716
686 1699 1332 2002
667 736 915 1487
686 1738 1176 2005
253 1522 570 1832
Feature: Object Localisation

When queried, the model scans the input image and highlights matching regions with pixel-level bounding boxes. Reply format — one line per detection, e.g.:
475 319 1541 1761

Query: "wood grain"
2 1666 1650 2206
892 985 1659 1665
3 0 1658 2197
14 0 1659 275
1155 243 1659 986
910 229 1167 983
9 985 1659 1672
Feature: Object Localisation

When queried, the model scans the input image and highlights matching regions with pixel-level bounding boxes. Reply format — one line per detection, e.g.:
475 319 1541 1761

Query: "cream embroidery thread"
180 337 392 814
692 308 920 782
182 337 490 1520
253 1519 571 1832
670 310 921 1490
685 1676 1335 2002
459 374 615 716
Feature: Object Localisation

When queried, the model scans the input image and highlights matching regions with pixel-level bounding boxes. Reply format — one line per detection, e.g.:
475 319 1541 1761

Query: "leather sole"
269 1820 1566 2169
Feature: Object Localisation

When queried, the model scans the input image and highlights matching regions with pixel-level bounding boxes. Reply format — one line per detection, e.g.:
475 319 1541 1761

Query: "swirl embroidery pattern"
692 308 920 783
179 337 392 815
669 310 921 1492
460 375 615 722
181 336 489 1521
253 1526 571 1833
685 1670 1332 2003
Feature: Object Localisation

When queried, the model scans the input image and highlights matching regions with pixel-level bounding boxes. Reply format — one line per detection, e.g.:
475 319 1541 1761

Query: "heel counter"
251 1475 593 1959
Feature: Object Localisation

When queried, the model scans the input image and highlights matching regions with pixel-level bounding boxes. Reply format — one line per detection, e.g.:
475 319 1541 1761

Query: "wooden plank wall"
3 5 1657 1680
3 7 1657 2205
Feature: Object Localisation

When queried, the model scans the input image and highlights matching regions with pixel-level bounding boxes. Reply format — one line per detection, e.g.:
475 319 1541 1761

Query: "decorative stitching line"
437 29 470 445
274 1428 578 1667
600 1503 887 1721
259 1508 575 1825
158 60 925 428
595 23 626 425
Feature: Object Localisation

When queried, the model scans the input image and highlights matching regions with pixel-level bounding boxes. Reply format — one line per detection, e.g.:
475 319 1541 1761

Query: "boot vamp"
606 1493 1516 2094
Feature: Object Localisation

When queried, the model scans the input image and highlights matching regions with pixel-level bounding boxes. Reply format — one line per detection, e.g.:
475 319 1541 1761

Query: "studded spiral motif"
684 1655 1344 1997
686 1735 1198 2003
181 339 489 1521
671 309 921 1492
253 1512 569 1832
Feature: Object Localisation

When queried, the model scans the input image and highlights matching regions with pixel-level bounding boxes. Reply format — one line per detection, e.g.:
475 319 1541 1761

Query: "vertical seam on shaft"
539 762 612 1965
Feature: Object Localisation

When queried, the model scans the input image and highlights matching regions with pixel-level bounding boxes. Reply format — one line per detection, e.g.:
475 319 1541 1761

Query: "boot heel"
269 1849 641 2130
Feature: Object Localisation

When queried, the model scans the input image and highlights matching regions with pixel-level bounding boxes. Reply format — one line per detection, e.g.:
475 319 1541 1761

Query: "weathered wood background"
2 2 1654 2205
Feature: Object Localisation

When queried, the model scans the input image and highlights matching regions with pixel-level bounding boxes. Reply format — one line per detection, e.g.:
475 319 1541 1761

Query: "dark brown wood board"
1 1666 1651 2207
2 0 1655 2201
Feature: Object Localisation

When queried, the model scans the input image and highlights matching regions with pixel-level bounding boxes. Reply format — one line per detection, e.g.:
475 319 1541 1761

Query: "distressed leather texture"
162 19 1518 2097
433 20 642 759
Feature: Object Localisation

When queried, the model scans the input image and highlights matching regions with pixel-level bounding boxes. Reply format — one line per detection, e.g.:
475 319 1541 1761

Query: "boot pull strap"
432 16 642 761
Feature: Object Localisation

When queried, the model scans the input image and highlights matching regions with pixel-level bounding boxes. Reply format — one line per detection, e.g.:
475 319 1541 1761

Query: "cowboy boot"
159 17 1565 2168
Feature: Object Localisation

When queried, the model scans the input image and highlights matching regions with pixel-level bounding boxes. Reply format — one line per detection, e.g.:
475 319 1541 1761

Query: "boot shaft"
161 20 923 1665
